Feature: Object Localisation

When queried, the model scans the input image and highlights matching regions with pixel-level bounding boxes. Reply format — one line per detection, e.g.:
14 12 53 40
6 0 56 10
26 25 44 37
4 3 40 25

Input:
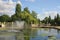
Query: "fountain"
7 21 25 32
16 21 25 29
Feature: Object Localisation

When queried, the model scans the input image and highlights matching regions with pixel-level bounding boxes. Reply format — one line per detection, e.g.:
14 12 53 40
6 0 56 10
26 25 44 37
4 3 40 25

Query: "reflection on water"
0 28 60 40
30 28 60 40
0 32 24 40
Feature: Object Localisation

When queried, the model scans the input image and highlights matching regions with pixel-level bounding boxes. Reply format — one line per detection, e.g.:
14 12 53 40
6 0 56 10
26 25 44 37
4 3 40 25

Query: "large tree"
31 11 37 18
12 3 22 21
56 14 60 25
0 15 10 22
11 14 18 22
43 17 49 24
24 7 30 13
15 3 21 18
48 16 51 24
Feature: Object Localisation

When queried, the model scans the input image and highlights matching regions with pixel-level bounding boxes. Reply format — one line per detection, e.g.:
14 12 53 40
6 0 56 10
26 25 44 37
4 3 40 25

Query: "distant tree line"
41 14 60 26
0 3 40 24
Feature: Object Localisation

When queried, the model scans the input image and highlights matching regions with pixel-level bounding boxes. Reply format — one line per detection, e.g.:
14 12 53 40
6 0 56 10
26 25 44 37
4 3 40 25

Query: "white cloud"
17 0 22 6
37 11 58 20
0 0 22 16
44 11 58 18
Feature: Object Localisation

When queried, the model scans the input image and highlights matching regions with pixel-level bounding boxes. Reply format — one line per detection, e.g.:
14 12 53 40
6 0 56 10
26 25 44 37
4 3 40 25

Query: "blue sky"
0 0 60 20
21 0 60 14
21 0 60 13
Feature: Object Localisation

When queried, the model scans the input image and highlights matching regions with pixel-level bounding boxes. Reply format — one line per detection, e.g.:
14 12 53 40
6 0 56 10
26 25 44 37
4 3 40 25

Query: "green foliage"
24 7 30 13
0 15 10 22
42 14 60 26
11 14 18 21
50 19 55 26
43 17 49 24
54 14 60 26
20 11 38 24
15 3 21 14
31 11 37 18
38 19 40 24
48 16 51 24
15 3 21 20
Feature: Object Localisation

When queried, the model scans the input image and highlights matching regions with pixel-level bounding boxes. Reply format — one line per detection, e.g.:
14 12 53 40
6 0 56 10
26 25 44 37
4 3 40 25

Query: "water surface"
0 28 60 40
30 28 60 40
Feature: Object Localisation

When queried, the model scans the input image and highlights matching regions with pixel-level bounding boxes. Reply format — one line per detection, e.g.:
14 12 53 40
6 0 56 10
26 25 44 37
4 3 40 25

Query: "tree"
37 19 40 25
51 14 60 26
54 16 57 25
15 3 21 18
48 16 51 24
11 14 18 22
0 15 10 22
31 11 37 18
24 7 30 13
54 14 60 25
56 14 60 25
12 3 22 21
44 17 49 24
50 19 55 26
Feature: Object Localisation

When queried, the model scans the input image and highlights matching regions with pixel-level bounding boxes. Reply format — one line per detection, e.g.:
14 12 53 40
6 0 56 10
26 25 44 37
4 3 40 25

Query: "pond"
0 28 60 40
0 31 24 40
30 28 60 40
